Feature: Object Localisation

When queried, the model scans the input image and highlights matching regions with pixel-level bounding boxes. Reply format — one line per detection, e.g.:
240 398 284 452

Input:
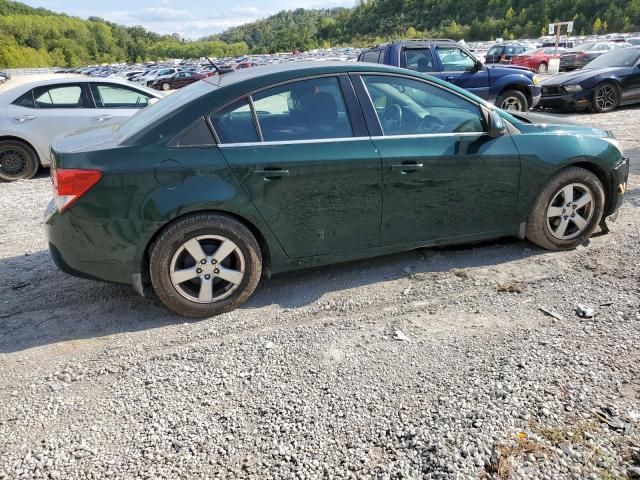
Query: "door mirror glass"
488 110 506 137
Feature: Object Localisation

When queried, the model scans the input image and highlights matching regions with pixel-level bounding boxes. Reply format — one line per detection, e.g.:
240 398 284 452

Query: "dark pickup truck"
358 39 541 111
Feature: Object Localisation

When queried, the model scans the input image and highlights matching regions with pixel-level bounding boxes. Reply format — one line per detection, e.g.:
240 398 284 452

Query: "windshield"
585 48 640 69
114 80 214 143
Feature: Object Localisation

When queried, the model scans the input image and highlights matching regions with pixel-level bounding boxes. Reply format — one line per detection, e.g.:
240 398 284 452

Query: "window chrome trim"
370 132 485 140
217 136 371 148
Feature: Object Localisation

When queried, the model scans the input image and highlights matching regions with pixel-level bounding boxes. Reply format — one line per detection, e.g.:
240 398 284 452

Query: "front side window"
90 84 152 109
362 50 381 63
252 77 353 142
438 47 476 71
362 75 485 136
403 48 436 72
210 98 258 144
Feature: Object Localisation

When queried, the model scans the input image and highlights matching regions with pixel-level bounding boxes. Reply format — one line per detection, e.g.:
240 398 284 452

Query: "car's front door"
433 46 490 100
87 83 154 125
353 74 521 246
211 75 382 259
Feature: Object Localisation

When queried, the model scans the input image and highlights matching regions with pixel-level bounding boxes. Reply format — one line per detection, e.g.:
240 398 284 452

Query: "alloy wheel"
500 96 524 111
169 235 245 303
546 183 595 240
595 84 617 111
162 82 170 91
537 63 548 74
0 147 28 179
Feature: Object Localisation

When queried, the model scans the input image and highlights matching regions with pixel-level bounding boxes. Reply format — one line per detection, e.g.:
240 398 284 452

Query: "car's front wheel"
0 140 39 182
537 62 548 74
497 89 528 111
162 82 171 91
526 167 605 250
149 213 262 317
591 82 619 113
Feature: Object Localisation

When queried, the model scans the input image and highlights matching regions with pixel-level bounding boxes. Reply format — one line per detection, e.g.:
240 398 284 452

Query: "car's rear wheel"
537 62 548 74
162 82 171 91
0 140 39 182
591 82 619 113
149 213 262 317
526 167 605 250
497 89 528 111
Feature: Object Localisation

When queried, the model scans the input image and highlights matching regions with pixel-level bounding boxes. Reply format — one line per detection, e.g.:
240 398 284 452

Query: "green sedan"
45 62 629 317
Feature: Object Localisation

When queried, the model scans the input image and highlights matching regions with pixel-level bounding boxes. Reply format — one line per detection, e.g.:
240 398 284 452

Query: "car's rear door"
5 82 94 164
433 45 490 100
211 75 383 259
352 73 521 246
87 82 155 125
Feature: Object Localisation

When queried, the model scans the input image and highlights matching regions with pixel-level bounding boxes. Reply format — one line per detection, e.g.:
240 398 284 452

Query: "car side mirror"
147 97 160 106
488 110 506 137
474 60 483 72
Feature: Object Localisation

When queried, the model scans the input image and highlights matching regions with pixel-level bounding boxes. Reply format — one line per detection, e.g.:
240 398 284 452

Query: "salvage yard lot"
0 108 639 478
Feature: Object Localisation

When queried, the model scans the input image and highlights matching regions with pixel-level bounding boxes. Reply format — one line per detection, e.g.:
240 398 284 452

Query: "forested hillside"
0 0 247 67
1 0 640 67
218 0 640 52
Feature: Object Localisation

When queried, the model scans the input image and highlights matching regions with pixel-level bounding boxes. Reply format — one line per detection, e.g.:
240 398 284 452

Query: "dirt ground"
0 105 638 479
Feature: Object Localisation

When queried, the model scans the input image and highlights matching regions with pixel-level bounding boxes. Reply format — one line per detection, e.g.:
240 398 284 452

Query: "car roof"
204 61 409 89
361 39 458 51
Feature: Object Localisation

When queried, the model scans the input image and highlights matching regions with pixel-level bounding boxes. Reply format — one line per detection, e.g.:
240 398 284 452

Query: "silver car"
0 77 163 181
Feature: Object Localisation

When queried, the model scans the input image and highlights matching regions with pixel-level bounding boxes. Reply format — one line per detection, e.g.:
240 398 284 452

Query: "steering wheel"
418 114 445 134
381 104 403 132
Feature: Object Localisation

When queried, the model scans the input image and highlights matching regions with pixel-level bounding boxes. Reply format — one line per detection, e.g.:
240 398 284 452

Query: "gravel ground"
0 107 639 479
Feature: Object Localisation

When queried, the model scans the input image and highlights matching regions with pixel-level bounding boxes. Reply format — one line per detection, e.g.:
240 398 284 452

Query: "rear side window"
252 76 353 142
90 84 152 109
32 84 87 108
403 49 436 72
12 90 35 108
210 98 259 144
361 50 382 63
487 46 503 56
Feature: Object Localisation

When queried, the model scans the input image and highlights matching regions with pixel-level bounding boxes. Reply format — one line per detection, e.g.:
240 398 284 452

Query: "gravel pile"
0 108 639 479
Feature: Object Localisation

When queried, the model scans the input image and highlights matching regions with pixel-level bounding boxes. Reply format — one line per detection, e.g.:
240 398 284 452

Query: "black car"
559 42 619 71
538 46 640 113
485 44 527 64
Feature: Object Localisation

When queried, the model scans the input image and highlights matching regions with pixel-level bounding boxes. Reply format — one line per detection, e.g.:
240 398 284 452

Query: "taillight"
52 168 103 212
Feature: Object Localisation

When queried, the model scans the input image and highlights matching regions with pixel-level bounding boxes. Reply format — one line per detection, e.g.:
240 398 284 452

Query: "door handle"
13 115 35 122
445 76 454 81
94 115 114 122
253 168 289 179
391 163 423 173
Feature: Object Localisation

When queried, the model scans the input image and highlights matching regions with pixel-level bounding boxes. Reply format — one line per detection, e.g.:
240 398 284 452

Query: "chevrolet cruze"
45 62 629 317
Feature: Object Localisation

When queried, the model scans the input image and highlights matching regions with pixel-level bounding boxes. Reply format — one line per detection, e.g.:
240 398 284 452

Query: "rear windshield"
114 81 213 143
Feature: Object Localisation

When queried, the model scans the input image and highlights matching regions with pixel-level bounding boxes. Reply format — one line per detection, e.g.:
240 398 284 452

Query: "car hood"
52 123 120 155
507 111 615 139
487 65 533 77
541 67 621 86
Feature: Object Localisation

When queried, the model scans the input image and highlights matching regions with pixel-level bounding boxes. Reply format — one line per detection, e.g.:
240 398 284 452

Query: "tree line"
1 0 639 67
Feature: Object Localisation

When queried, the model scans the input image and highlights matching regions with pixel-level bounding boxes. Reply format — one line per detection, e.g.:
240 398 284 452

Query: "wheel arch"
498 83 532 108
566 160 610 211
140 208 273 292
0 135 42 165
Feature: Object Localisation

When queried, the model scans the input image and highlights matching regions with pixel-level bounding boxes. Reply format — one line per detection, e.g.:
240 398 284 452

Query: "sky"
20 0 355 39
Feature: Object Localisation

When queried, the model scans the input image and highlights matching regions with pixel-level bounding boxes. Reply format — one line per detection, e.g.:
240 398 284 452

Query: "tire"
162 82 171 91
0 139 39 182
496 89 528 112
590 82 619 113
537 62 548 74
525 166 605 251
149 213 262 317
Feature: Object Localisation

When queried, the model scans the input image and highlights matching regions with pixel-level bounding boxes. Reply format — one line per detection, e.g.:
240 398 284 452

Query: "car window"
487 46 503 56
33 84 87 109
12 90 35 109
90 84 152 109
362 50 381 63
210 98 259 144
437 47 476 72
362 75 485 136
252 77 353 142
403 48 436 72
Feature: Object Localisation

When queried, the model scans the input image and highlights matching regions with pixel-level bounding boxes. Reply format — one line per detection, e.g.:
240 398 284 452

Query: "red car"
510 47 566 74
